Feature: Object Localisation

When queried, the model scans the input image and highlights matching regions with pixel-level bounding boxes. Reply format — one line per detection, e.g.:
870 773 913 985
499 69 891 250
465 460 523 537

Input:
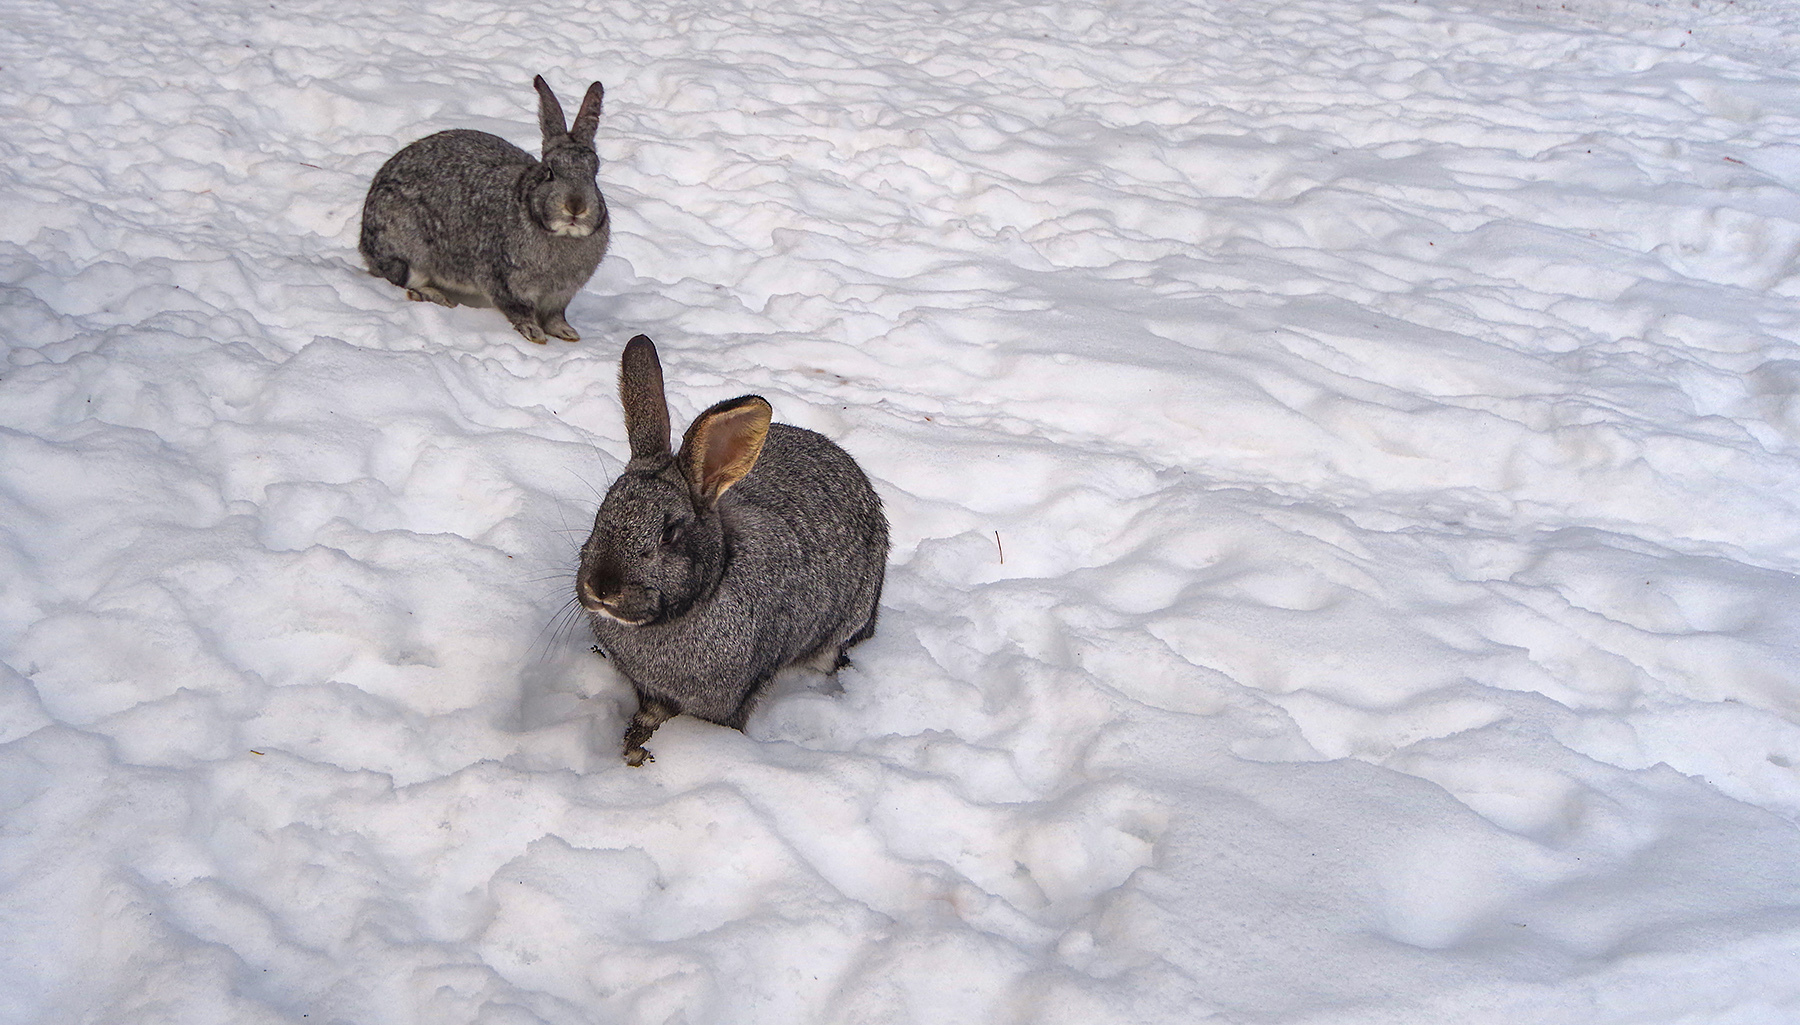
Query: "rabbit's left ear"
620 335 671 459
570 82 604 147
680 396 772 506
534 75 568 144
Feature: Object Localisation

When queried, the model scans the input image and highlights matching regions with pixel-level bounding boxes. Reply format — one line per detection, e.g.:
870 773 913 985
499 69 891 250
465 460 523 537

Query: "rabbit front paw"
406 286 456 307
543 312 580 342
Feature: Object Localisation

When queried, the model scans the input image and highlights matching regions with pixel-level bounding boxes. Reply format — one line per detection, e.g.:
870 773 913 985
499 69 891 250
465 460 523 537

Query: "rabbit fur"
578 335 889 765
359 76 610 343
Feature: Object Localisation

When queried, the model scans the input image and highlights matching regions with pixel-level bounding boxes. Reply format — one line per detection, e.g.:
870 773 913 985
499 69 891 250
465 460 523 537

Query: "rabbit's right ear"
570 82 604 148
680 396 772 506
534 75 569 145
619 335 671 459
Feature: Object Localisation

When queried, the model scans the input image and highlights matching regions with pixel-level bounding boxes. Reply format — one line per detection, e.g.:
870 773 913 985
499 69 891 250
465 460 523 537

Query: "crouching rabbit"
360 76 610 343
578 335 889 765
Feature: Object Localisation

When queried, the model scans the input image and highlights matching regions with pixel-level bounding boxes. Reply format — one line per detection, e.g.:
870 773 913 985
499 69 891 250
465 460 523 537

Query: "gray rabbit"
359 76 610 343
578 335 889 765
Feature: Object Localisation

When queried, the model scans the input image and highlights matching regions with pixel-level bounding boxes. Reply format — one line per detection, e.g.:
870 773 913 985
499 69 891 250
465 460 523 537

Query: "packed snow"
5 0 1800 1021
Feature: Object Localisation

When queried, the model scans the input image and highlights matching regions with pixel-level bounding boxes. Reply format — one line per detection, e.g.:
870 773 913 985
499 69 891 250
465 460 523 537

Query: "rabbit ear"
534 75 569 145
679 395 772 506
570 82 604 147
619 335 671 459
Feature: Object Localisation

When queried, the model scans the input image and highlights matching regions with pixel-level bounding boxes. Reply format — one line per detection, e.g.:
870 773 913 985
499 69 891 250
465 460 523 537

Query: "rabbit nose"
577 574 609 612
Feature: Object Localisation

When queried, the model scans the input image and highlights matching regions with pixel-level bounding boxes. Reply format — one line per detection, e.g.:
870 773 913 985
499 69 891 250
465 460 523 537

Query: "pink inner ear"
706 409 753 483
697 402 769 498
705 425 737 483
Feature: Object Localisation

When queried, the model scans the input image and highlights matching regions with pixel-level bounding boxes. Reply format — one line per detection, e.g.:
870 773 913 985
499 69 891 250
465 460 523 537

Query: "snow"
5 0 1800 1021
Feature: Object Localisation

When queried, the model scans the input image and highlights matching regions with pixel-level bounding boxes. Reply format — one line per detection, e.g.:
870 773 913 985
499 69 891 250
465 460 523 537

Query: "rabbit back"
360 130 537 300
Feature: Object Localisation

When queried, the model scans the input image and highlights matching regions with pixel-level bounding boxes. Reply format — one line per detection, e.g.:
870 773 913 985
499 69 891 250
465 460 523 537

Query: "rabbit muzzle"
547 203 600 237
578 573 659 626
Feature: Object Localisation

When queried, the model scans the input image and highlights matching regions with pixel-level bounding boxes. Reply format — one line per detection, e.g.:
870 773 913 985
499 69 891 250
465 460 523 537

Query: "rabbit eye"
660 518 685 546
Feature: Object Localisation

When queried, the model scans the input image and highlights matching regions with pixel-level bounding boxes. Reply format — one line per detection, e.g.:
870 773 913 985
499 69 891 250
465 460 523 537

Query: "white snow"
6 0 1800 1021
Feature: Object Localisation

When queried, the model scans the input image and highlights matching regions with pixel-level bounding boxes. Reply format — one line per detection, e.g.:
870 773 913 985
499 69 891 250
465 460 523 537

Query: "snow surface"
6 0 1800 1021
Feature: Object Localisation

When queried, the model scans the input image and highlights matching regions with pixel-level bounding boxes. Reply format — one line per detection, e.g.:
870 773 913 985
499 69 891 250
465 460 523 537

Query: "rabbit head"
527 76 605 239
578 335 772 627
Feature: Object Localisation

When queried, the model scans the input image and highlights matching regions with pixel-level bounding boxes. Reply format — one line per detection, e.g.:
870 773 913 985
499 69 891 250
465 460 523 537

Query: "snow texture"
5 0 1800 1021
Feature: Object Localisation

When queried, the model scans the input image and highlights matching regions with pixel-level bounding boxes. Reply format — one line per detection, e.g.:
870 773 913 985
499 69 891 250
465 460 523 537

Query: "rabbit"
359 76 610 344
577 335 890 765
